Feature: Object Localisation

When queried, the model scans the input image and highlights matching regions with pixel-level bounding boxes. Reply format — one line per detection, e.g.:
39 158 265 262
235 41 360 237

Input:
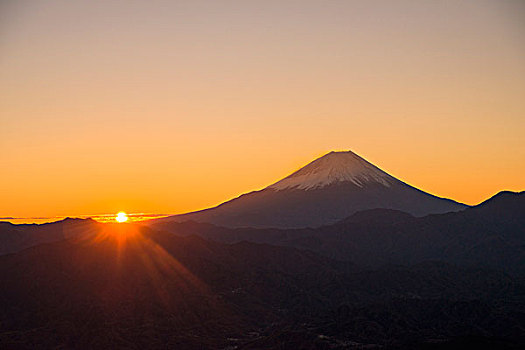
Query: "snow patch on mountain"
268 151 395 191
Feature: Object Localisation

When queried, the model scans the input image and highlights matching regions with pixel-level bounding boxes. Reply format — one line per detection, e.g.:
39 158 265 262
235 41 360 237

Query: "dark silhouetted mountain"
1 188 523 348
150 191 525 275
0 218 99 255
1 223 524 349
158 151 466 228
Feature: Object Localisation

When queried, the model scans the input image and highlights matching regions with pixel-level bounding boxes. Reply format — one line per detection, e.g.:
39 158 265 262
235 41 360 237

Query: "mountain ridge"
1 202 524 349
159 150 467 228
149 190 525 275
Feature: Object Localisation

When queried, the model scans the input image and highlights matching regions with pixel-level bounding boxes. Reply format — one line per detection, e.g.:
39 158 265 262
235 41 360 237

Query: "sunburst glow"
115 211 128 223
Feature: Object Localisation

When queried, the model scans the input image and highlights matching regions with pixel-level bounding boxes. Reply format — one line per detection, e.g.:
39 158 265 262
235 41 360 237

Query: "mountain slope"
268 150 394 190
0 224 346 348
152 191 525 275
1 223 524 349
160 150 466 228
0 218 99 255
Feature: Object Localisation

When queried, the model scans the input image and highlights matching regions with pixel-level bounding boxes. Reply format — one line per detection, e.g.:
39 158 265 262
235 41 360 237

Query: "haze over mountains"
160 151 467 228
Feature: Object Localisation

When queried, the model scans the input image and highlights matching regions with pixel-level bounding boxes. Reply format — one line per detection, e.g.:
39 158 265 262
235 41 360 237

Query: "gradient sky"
1 0 524 220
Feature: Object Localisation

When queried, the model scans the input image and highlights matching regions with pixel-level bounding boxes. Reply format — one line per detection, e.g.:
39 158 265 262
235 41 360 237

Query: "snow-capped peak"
267 151 394 191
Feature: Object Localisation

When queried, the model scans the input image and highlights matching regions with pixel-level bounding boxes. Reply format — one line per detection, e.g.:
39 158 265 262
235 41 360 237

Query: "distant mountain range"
150 190 525 275
158 151 467 228
0 218 98 255
2 191 522 275
0 191 524 348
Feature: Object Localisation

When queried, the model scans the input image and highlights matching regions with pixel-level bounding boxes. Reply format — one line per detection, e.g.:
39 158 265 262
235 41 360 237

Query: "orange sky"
1 0 524 221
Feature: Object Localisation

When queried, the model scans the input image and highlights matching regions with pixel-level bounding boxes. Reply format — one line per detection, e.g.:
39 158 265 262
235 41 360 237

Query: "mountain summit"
269 151 393 190
159 150 467 228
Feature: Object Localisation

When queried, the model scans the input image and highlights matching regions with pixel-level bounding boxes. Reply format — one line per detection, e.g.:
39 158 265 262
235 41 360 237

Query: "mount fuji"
160 151 467 228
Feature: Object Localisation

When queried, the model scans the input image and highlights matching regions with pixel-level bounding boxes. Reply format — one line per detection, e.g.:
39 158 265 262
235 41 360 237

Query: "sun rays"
80 222 211 308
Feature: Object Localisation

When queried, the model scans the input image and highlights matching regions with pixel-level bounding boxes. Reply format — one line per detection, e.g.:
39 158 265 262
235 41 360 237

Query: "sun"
115 211 128 223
